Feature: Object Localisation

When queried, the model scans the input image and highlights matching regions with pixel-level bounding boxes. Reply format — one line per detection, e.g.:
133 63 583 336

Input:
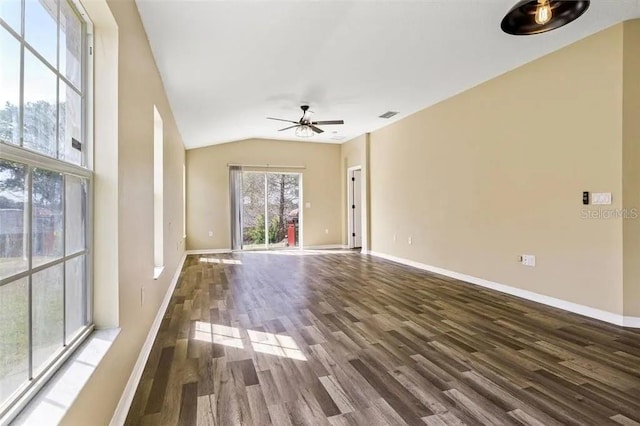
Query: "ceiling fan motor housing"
300 105 310 124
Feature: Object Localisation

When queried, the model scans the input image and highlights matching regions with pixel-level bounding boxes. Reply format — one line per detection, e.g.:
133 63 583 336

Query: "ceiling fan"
267 105 344 137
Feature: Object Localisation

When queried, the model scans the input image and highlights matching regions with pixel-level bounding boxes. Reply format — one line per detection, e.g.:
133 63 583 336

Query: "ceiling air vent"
379 111 399 119
330 131 346 141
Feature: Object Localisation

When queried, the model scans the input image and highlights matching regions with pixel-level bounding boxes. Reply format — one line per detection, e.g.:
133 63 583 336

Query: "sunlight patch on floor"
192 322 306 360
198 258 243 265
247 329 307 361
194 322 244 348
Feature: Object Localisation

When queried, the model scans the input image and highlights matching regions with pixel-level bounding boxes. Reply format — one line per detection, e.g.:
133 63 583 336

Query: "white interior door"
351 169 362 248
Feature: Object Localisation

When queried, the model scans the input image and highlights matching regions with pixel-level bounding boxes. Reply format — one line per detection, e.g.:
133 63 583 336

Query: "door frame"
347 166 362 249
299 173 304 249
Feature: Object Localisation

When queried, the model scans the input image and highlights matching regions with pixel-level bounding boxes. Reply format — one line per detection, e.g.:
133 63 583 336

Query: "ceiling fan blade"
309 124 324 134
278 125 299 132
267 117 299 124
311 120 344 125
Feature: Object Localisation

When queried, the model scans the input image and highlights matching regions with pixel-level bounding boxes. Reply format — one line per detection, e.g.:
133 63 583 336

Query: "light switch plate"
521 255 536 267
305 202 311 208
592 193 612 205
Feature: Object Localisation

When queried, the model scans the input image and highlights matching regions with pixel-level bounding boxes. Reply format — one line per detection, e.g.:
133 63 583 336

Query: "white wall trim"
303 244 349 250
109 252 187 426
189 247 352 253
623 316 640 328
368 251 640 329
185 248 232 255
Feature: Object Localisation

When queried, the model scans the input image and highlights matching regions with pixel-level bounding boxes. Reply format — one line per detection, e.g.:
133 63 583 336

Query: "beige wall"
340 134 371 249
623 20 640 317
369 24 626 314
63 0 186 424
187 139 341 250
91 2 119 329
60 13 640 424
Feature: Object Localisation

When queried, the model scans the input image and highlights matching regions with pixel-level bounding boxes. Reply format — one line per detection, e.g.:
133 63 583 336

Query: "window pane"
58 82 82 165
60 0 81 89
0 0 22 33
32 263 63 374
0 159 28 280
32 168 63 267
23 51 57 157
25 0 58 67
65 175 85 254
0 27 21 145
65 255 85 342
0 277 29 406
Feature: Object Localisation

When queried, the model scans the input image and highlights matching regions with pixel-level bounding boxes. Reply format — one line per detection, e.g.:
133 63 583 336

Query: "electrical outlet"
208 231 213 237
592 193 612 205
408 236 412 245
521 255 536 267
325 229 329 234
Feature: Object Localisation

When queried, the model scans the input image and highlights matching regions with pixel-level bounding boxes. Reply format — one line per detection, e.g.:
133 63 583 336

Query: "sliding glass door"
266 173 300 249
242 172 266 250
241 172 301 250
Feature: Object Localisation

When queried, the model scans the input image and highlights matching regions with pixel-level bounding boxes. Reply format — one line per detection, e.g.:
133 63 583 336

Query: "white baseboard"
303 244 348 250
368 251 640 329
188 247 351 253
623 316 640 328
109 252 187 426
185 248 232 255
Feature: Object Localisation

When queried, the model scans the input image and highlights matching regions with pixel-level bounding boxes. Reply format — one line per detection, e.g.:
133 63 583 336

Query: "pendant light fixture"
501 0 590 35
295 125 314 138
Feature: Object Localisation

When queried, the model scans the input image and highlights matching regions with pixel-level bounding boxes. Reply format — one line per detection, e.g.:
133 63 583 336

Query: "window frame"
0 0 94 419
0 147 94 420
1 0 92 165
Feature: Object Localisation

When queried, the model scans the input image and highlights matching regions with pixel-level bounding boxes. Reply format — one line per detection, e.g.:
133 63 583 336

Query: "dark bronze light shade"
501 0 590 35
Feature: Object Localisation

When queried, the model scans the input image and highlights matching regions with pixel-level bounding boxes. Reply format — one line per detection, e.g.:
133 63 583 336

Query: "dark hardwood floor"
125 251 640 425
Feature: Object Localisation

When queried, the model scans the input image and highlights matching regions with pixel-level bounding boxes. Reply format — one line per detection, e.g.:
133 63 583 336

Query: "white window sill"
153 266 165 280
10 328 120 425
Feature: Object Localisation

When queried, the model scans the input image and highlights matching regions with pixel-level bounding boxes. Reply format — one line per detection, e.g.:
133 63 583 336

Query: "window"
2 0 86 166
0 0 91 417
153 106 163 276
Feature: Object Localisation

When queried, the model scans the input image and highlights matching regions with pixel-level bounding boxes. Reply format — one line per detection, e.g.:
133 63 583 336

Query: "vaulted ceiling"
136 0 640 149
